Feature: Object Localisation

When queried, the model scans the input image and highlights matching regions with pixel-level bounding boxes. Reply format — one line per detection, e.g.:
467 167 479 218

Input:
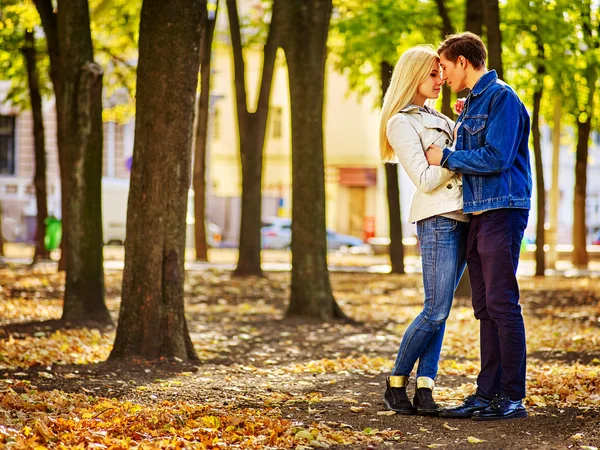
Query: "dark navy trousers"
466 208 529 401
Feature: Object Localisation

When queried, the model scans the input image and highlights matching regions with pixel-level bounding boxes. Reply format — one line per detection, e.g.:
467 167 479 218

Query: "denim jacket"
440 70 532 214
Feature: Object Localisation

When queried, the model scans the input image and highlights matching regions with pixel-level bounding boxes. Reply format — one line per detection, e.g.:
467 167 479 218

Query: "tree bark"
23 31 51 262
281 0 346 320
193 3 219 262
466 0 484 36
482 0 503 80
572 118 591 268
110 0 205 360
547 95 561 269
227 0 280 277
434 0 454 118
381 61 405 274
57 0 110 323
531 47 545 276
34 0 68 271
0 203 4 258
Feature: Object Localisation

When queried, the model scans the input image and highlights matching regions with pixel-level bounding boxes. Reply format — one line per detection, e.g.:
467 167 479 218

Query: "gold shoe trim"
416 376 435 390
388 376 409 388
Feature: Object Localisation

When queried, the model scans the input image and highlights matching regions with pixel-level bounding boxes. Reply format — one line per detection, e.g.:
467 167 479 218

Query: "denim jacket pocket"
463 116 487 148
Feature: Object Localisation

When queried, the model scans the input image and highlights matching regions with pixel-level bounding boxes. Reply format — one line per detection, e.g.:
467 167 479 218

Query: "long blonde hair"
379 45 440 162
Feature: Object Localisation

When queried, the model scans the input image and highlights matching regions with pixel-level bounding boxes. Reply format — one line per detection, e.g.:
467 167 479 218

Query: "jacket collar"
398 105 453 134
470 70 497 97
399 104 420 114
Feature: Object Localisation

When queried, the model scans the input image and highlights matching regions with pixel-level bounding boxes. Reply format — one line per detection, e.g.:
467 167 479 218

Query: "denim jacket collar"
470 70 498 97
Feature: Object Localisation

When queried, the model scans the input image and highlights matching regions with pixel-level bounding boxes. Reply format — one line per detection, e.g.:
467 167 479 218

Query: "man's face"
440 53 467 92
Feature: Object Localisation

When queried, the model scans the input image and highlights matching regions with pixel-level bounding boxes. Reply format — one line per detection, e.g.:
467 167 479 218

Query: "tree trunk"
547 95 561 269
482 0 503 80
227 0 280 277
281 0 346 320
23 31 51 263
110 0 204 360
57 0 110 323
193 3 219 262
466 0 484 35
572 119 591 268
434 0 454 118
532 75 545 276
34 0 68 271
457 0 484 100
380 61 405 274
0 203 4 258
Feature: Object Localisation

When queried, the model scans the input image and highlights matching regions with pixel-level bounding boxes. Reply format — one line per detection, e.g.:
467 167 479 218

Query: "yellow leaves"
201 415 221 429
467 436 487 444
349 406 364 413
442 422 459 431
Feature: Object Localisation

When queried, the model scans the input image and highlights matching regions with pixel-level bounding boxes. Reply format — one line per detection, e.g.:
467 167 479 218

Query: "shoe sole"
472 410 528 421
383 399 415 415
439 411 480 418
416 409 439 416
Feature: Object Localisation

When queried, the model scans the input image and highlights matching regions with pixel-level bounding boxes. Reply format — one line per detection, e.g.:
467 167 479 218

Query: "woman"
380 45 467 416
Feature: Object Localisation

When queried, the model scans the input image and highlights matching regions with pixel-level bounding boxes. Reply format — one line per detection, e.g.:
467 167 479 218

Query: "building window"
0 115 16 175
272 107 282 139
212 107 220 140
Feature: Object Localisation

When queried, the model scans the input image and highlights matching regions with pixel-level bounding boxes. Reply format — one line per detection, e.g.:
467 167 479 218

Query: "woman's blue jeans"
391 216 468 380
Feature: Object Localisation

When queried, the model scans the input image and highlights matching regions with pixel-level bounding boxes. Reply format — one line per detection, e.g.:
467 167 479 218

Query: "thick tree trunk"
23 31 51 263
281 0 346 320
34 0 68 271
110 0 204 360
57 0 110 323
227 0 279 277
572 119 591 268
482 0 503 80
532 85 545 276
547 96 561 269
380 61 405 274
193 4 219 262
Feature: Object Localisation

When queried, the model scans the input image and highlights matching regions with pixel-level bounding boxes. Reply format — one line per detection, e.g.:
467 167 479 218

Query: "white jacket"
386 105 465 223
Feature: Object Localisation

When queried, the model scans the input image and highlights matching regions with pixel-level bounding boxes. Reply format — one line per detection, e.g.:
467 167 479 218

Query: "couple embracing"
380 33 532 421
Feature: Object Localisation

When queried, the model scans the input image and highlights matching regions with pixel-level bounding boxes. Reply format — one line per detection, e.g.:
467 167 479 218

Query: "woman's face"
414 60 444 104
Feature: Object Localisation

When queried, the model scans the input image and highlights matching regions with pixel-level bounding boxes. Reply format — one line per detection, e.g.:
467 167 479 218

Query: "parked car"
102 178 221 247
260 216 371 253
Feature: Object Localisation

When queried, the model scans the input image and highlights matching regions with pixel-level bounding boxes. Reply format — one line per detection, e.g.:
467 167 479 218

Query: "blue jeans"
391 216 468 380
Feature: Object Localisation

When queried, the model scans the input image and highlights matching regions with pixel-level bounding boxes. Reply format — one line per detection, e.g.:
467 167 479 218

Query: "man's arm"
427 89 525 175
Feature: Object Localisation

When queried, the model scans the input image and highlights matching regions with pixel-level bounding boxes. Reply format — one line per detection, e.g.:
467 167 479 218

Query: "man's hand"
454 98 466 114
426 144 443 166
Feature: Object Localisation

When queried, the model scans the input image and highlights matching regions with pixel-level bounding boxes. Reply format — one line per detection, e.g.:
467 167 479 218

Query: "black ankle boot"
413 377 439 416
383 376 414 415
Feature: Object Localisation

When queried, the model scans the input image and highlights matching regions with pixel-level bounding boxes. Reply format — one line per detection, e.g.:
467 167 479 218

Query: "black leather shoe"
383 376 415 415
439 394 492 418
472 394 527 421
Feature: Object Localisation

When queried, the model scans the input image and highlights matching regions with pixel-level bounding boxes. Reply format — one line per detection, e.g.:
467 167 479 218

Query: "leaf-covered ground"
0 264 599 449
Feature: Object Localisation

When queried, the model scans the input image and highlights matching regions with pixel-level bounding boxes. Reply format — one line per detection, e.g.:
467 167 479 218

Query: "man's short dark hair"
437 32 487 69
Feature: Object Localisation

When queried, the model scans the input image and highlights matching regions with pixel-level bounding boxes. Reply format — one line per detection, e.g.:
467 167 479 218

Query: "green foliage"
503 0 599 128
0 0 52 107
91 0 141 123
329 0 464 98
0 0 140 122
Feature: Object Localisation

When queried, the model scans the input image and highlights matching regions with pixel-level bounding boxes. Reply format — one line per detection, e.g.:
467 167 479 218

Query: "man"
426 32 532 421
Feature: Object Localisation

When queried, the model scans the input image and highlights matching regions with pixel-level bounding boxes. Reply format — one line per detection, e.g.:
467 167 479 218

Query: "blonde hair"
379 45 440 162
